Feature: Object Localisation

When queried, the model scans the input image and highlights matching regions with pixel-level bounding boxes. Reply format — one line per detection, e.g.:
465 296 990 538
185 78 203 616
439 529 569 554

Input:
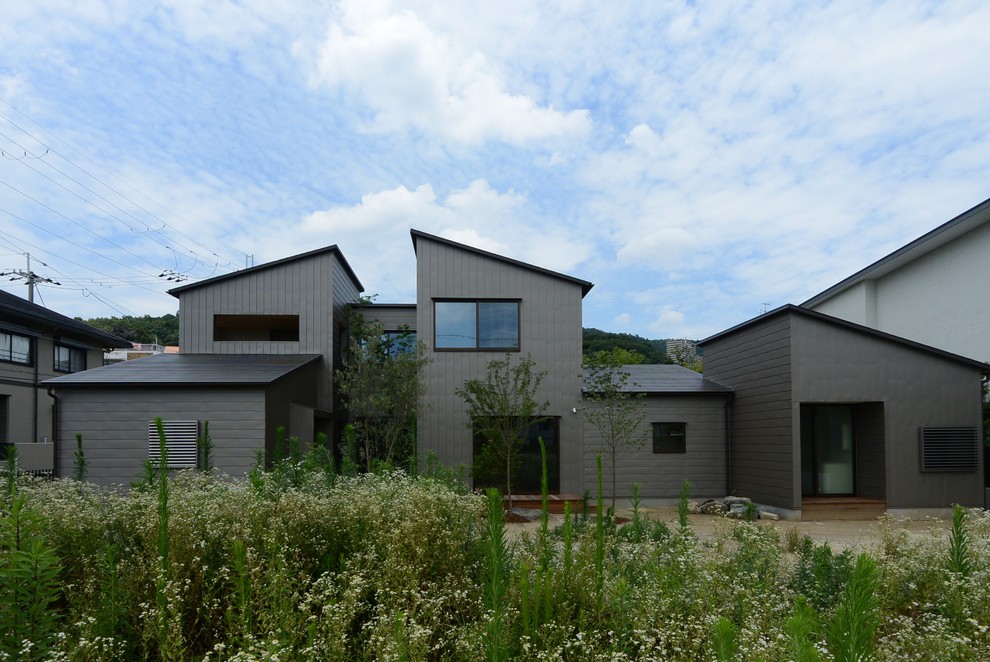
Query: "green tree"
336 314 430 471
582 328 669 363
581 350 647 512
457 354 548 509
78 314 180 345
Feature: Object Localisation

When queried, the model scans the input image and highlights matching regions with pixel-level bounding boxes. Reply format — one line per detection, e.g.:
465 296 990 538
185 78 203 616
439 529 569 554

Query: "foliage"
457 353 548 506
582 350 647 511
78 313 179 345
336 313 430 471
3 451 990 660
73 433 87 482
582 327 668 363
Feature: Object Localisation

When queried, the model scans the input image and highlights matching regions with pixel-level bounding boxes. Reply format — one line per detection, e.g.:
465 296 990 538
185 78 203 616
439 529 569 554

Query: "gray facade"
412 230 592 494
0 291 129 470
701 306 987 512
171 246 362 413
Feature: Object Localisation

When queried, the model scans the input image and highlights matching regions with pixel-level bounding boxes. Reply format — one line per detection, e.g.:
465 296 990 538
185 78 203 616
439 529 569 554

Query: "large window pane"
478 302 519 349
54 344 85 373
473 417 559 493
1 332 32 365
435 302 477 348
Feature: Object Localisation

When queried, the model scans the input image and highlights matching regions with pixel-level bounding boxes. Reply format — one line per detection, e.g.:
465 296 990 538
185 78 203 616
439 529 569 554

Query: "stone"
727 503 750 519
687 500 702 514
724 496 752 506
758 510 780 521
699 499 727 515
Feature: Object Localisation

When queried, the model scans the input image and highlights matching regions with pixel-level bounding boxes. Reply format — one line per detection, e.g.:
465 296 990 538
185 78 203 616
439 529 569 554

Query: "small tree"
457 354 548 509
336 313 430 471
581 349 646 512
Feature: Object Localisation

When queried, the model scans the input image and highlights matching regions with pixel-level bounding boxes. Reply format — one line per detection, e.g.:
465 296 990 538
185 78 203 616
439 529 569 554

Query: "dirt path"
506 505 951 551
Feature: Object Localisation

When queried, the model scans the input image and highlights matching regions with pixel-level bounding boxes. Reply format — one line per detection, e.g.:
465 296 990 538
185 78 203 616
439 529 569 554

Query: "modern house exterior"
43 226 989 517
0 290 130 472
803 196 990 363
700 305 987 517
46 245 362 484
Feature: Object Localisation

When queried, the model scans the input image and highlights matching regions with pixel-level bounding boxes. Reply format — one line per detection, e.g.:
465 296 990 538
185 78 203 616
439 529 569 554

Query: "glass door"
801 405 855 496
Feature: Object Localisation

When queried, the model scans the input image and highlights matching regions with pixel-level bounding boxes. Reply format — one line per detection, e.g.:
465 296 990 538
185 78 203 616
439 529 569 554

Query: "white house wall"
811 220 990 363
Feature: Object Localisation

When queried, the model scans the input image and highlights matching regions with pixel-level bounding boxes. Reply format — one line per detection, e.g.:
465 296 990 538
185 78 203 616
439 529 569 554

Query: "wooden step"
801 497 886 521
505 494 591 514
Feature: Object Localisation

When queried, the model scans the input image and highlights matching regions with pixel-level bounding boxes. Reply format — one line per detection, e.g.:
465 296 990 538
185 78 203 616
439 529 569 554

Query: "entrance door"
801 405 855 496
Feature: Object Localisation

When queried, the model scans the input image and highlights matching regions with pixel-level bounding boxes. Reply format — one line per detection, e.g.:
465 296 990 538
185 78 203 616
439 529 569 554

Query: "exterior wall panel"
790 314 983 508
56 387 266 486
582 394 729 500
415 237 586 494
703 316 795 508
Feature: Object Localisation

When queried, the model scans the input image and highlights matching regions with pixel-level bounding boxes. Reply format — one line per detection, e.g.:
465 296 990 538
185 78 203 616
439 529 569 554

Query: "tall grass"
2 449 990 660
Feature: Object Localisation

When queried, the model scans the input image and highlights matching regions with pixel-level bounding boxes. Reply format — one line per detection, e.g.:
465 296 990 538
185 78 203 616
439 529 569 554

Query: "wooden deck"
802 497 886 521
506 494 591 514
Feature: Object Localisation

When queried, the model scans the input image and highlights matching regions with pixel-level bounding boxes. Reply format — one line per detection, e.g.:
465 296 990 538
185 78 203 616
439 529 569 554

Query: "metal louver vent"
148 420 198 469
919 426 979 472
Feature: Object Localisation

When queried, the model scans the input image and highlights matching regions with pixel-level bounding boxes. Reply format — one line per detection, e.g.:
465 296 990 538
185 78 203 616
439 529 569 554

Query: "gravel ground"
506 505 951 551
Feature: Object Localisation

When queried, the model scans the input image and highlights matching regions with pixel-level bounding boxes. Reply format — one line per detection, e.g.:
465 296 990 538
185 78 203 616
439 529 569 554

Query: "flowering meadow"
2 452 990 660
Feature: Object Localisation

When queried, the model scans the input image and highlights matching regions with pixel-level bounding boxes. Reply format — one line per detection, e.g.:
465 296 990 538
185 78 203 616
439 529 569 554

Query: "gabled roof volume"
168 245 364 297
0 290 131 348
410 229 594 297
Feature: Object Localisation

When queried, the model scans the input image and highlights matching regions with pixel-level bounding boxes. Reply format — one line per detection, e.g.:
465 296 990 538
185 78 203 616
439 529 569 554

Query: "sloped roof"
803 196 990 308
0 290 130 348
699 304 990 372
582 363 732 395
410 229 594 297
44 353 321 386
167 245 364 297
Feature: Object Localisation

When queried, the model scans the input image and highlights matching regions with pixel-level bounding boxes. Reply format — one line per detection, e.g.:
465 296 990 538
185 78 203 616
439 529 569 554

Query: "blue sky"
1 1 989 341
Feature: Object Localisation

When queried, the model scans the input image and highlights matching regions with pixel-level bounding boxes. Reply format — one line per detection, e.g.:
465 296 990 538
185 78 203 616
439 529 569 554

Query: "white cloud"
649 306 685 333
612 312 631 327
302 0 591 145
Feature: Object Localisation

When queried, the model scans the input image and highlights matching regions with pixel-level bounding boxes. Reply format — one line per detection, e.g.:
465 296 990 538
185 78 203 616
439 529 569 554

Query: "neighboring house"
803 196 990 363
0 290 130 472
582 364 732 499
699 305 987 517
104 343 179 364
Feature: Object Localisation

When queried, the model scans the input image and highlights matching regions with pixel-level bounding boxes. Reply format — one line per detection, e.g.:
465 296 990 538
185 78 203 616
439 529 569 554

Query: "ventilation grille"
919 426 980 472
148 420 198 469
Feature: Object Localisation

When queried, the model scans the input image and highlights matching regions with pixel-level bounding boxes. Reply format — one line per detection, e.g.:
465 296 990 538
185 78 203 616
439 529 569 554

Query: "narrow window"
214 315 300 342
652 422 687 453
54 344 86 373
0 331 32 366
0 396 8 445
434 300 519 350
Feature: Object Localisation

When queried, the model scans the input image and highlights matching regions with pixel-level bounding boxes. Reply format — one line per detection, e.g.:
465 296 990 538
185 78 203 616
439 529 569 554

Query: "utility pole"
1 254 60 302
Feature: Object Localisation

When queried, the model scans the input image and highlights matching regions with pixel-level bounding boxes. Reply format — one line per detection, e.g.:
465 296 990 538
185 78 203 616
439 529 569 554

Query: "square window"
652 422 686 453
54 344 86 373
0 331 32 366
435 300 519 350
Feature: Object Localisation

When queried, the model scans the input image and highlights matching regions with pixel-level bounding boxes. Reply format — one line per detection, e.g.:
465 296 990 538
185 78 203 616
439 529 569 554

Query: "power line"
0 101 242 271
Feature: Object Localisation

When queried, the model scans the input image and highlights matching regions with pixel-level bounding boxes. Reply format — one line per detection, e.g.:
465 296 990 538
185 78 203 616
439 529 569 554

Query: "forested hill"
77 314 179 346
582 327 670 364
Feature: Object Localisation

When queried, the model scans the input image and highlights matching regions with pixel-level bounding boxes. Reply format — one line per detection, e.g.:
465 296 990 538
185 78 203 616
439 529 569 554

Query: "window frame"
0 331 32 366
433 299 521 352
53 343 87 373
652 422 687 454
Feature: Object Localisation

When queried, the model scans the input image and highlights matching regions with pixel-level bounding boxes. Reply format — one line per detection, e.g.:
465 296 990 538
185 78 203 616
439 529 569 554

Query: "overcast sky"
1 1 988 341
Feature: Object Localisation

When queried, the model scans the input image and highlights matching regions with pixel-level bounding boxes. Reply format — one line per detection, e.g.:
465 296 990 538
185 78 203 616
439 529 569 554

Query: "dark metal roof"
582 363 732 395
167 245 364 297
802 196 990 308
698 304 990 372
0 290 131 348
44 353 322 386
410 229 594 297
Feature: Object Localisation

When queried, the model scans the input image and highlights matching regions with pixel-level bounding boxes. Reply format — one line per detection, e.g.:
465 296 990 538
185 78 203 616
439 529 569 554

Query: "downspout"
724 396 733 496
46 386 59 478
33 346 39 444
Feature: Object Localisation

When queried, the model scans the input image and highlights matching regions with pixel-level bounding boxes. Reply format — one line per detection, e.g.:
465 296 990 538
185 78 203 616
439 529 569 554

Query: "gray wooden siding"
177 252 360 412
853 402 885 500
57 387 266 486
264 362 320 455
791 314 983 508
703 316 795 508
415 238 585 494
583 395 729 500
356 306 417 330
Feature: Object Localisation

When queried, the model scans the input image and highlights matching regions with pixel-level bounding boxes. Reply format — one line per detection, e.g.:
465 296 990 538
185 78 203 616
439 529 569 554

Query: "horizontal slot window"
214 314 300 342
